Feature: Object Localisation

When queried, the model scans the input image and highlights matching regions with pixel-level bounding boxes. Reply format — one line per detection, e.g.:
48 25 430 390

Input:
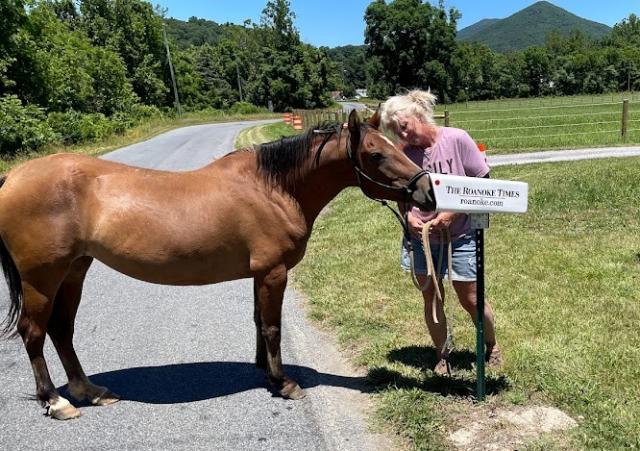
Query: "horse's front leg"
254 265 305 400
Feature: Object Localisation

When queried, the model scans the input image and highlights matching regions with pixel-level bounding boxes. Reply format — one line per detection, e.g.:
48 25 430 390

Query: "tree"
7 1 135 114
79 0 168 106
260 0 299 51
610 14 640 47
364 0 458 100
327 45 367 97
0 0 26 91
242 0 334 110
450 42 502 101
521 46 552 96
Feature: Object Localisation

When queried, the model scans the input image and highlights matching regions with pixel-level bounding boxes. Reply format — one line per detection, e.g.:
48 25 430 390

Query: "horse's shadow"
59 345 510 406
58 362 371 405
367 345 511 398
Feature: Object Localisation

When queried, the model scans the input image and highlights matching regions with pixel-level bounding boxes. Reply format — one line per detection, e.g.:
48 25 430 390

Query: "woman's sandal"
485 345 503 369
433 358 452 376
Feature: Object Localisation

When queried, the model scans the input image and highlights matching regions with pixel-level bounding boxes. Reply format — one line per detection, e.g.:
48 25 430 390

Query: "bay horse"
0 110 434 420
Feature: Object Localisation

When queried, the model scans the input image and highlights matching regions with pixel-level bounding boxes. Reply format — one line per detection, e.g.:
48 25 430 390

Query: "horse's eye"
371 152 384 162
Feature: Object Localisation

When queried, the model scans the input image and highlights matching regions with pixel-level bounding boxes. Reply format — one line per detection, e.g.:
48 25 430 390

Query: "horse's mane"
256 121 349 190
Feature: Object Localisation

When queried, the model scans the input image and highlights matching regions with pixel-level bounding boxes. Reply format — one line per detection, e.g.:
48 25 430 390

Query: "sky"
154 1 636 48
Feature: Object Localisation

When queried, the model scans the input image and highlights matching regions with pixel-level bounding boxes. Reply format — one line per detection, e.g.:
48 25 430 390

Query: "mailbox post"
429 174 528 401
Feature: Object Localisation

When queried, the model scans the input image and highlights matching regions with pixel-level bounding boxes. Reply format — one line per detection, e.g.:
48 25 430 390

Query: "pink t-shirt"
403 127 490 242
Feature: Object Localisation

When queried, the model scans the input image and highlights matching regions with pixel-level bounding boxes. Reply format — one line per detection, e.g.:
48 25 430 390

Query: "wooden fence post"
621 99 629 138
444 109 450 127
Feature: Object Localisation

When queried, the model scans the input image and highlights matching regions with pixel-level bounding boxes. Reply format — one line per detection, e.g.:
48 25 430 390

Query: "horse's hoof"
91 388 121 406
47 398 81 420
280 382 306 400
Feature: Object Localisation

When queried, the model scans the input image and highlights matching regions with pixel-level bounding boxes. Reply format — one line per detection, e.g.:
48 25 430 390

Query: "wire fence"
436 99 638 150
289 96 638 151
442 92 640 112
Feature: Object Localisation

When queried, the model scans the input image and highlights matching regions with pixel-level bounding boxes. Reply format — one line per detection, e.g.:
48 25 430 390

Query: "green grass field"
239 117 640 450
364 92 640 153
295 158 640 450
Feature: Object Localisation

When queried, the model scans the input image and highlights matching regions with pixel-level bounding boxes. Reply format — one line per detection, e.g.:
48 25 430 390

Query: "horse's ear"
368 104 381 129
348 109 361 150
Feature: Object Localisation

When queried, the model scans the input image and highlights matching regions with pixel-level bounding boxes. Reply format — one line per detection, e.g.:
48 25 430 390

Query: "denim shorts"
400 234 477 281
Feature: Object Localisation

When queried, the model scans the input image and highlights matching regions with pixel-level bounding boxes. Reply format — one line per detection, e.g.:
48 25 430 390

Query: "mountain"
456 18 501 41
456 1 612 52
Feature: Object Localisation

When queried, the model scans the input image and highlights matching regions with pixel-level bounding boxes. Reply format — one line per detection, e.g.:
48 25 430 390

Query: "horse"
0 110 434 420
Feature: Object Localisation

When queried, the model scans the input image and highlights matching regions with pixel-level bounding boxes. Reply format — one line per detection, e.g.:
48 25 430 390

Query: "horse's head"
347 109 435 210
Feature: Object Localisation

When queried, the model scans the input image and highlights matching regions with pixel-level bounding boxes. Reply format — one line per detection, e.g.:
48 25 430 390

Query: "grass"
235 121 295 149
0 110 279 172
291 156 640 450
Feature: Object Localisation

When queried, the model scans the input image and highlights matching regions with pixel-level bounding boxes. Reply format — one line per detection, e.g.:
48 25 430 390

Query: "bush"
47 110 117 144
126 104 164 124
228 102 268 115
0 95 58 156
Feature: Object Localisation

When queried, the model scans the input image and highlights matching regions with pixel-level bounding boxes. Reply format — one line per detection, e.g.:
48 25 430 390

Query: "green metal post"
475 228 486 401
622 99 629 139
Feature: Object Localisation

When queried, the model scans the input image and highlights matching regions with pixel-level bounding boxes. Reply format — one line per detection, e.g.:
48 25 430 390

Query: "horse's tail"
0 175 22 338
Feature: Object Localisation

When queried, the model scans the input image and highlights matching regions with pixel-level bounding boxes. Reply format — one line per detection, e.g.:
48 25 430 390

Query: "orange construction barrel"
284 112 292 125
292 115 303 130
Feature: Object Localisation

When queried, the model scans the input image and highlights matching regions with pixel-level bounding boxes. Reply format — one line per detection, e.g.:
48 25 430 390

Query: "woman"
380 89 502 375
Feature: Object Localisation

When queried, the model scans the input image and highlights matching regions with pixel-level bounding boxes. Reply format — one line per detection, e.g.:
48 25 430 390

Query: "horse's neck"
293 141 358 224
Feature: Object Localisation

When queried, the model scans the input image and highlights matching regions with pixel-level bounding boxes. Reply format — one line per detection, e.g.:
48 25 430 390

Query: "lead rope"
409 221 455 358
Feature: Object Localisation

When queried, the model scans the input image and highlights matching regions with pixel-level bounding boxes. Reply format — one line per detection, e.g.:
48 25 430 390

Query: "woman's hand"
428 212 458 232
407 211 425 238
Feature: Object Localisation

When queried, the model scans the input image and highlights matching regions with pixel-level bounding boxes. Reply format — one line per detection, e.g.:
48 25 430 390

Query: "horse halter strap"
345 130 429 202
340 127 430 243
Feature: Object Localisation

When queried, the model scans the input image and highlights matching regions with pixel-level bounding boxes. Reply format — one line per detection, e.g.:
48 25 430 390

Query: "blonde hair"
380 89 437 131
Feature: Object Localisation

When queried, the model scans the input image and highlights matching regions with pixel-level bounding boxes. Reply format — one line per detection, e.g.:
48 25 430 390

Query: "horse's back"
0 151 309 284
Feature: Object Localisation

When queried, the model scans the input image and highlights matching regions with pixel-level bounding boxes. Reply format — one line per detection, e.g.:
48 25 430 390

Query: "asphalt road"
0 120 387 451
489 146 640 166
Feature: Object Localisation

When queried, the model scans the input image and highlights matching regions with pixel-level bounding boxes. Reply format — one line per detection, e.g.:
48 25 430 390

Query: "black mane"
256 121 347 190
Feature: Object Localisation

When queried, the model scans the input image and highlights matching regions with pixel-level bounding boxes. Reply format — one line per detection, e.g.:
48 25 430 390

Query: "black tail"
0 175 22 338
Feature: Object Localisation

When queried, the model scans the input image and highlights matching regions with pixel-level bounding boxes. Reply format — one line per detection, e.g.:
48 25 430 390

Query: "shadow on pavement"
58 361 370 405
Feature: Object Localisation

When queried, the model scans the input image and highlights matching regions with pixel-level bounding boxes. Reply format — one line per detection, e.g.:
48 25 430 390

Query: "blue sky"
154 1 635 48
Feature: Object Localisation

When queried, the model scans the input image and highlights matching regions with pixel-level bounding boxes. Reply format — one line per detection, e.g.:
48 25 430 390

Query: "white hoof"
47 397 80 420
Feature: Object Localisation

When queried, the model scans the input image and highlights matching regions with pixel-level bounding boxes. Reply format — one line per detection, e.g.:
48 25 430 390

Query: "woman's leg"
402 239 451 374
453 281 502 366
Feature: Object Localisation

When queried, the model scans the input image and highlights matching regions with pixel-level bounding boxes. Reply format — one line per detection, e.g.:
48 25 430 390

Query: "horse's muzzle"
409 173 436 211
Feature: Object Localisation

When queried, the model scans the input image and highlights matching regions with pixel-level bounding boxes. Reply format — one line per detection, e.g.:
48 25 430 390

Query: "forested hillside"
0 0 337 156
326 45 367 97
165 17 224 48
457 1 611 52
2 0 640 157
360 1 639 102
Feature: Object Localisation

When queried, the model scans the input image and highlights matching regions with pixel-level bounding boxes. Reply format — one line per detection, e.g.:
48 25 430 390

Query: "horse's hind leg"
17 269 80 420
48 257 120 407
254 265 305 400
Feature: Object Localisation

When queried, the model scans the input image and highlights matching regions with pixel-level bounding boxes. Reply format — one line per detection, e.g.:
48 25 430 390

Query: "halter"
312 125 430 203
345 130 430 202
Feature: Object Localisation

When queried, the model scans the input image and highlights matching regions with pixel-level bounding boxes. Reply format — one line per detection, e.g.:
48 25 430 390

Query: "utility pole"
236 64 243 102
162 23 182 116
